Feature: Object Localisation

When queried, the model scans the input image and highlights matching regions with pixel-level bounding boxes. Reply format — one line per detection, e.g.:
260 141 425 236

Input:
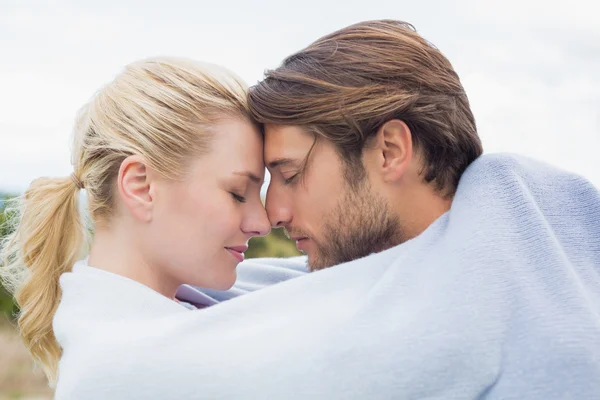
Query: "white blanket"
53 154 600 399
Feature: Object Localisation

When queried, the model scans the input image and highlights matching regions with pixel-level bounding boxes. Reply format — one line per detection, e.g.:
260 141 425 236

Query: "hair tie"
70 173 84 190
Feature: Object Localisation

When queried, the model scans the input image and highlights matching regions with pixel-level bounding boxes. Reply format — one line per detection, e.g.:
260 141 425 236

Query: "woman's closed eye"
283 173 299 185
230 192 247 203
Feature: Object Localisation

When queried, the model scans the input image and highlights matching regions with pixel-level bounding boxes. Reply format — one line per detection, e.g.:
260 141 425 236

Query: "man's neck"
395 187 453 242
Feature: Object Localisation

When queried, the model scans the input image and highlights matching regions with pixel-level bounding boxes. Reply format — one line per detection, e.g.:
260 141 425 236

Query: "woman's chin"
212 276 236 291
191 270 237 291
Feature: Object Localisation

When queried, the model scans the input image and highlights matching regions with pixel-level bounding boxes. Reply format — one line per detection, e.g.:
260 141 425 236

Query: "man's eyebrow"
266 158 299 169
232 171 263 184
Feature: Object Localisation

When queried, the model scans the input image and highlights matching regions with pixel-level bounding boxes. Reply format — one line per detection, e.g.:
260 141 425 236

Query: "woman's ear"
117 155 155 222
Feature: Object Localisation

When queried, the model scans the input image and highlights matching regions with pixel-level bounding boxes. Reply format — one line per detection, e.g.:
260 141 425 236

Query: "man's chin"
306 253 332 272
298 237 336 271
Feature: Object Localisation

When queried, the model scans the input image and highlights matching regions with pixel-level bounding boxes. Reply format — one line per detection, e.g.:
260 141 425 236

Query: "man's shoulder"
461 152 598 194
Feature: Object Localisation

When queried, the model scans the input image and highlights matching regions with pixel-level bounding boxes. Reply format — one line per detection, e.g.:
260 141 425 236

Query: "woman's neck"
88 225 180 299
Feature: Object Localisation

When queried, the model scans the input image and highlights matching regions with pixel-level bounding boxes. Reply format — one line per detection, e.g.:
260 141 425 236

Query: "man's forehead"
264 124 314 167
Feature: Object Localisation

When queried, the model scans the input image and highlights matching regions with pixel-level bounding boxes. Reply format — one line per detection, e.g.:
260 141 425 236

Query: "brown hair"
248 19 482 195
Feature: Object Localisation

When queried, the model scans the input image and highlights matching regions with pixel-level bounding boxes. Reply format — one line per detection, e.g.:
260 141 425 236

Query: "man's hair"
248 19 483 195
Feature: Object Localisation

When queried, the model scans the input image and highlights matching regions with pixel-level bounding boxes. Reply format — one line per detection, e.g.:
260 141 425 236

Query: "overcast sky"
1 0 598 194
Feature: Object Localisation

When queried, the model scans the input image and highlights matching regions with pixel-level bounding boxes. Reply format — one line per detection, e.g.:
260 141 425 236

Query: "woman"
0 57 272 387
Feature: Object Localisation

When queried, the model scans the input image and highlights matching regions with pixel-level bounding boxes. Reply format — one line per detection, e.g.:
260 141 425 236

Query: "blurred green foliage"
0 193 19 320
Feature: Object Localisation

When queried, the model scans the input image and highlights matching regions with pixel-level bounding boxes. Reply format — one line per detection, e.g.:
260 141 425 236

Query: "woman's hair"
0 57 252 385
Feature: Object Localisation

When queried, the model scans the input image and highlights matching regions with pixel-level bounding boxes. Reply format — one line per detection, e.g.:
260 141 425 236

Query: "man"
237 19 598 397
249 19 481 271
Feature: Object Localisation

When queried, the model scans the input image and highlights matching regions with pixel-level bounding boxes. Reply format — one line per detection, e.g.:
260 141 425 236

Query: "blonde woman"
0 57 275 389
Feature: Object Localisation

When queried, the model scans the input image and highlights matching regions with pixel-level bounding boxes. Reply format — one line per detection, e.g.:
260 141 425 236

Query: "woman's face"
147 116 270 293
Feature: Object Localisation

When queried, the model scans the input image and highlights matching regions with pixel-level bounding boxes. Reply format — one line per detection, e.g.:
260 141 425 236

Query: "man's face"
264 125 403 271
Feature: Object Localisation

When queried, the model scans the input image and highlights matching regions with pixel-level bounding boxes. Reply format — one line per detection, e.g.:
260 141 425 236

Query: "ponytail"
0 176 88 385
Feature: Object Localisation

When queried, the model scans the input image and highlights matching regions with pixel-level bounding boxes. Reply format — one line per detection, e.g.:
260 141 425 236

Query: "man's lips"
290 237 309 252
290 236 308 242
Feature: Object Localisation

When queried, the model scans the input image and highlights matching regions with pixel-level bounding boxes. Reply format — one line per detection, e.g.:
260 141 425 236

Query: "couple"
2 20 600 399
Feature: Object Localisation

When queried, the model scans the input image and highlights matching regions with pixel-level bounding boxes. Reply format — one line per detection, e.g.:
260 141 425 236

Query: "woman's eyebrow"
232 171 263 185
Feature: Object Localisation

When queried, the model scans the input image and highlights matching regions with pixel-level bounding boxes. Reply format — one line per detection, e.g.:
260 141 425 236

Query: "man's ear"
371 119 413 183
117 155 155 222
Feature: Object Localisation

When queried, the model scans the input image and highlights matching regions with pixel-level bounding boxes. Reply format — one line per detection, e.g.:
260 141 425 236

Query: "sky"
1 0 598 194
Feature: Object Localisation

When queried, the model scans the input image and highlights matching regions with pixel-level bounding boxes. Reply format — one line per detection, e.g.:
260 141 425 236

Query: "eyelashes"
230 192 247 203
283 173 299 185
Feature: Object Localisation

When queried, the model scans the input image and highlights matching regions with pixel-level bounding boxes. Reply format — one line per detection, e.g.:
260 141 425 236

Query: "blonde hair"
0 57 252 386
